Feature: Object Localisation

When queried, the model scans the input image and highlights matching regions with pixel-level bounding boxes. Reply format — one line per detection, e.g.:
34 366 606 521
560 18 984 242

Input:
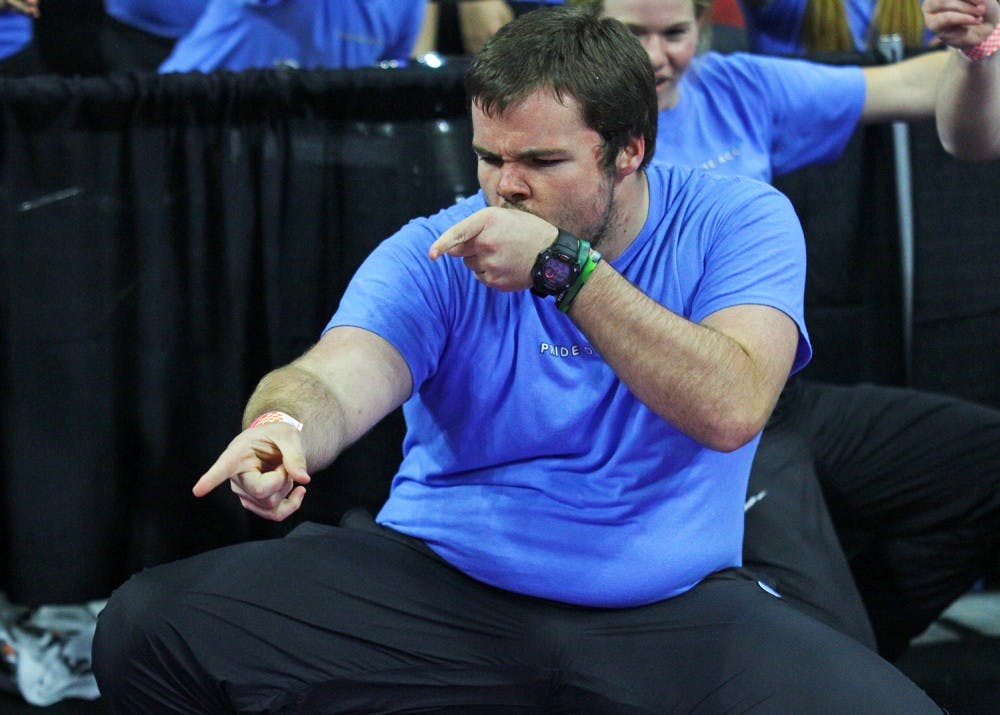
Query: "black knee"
92 568 193 710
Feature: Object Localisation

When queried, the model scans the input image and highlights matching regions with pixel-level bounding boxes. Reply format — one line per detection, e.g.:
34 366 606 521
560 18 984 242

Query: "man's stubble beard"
499 172 619 250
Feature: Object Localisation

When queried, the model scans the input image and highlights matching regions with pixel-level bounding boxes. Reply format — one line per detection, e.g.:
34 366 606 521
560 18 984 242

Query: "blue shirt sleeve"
725 53 866 177
324 196 485 393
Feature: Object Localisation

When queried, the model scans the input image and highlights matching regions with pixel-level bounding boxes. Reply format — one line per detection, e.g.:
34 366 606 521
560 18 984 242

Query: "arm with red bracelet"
192 327 412 522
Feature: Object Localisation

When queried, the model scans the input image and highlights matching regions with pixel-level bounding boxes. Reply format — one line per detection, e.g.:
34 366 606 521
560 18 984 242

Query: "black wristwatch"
531 229 582 297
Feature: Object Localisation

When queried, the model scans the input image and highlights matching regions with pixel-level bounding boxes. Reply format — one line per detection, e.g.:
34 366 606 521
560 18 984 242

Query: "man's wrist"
960 23 1000 61
556 246 602 314
247 410 304 431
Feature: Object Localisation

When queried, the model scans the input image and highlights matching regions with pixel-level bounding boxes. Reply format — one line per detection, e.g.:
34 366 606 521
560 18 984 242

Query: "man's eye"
477 155 502 166
531 158 561 167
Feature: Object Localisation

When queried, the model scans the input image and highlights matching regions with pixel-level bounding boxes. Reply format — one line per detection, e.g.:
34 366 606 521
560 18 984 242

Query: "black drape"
1 60 998 606
0 65 477 604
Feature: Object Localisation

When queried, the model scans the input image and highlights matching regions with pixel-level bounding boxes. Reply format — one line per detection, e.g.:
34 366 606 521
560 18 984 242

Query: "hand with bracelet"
923 0 999 53
192 409 311 522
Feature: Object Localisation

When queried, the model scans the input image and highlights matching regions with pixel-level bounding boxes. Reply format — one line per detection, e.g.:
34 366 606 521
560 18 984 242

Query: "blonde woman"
739 0 933 55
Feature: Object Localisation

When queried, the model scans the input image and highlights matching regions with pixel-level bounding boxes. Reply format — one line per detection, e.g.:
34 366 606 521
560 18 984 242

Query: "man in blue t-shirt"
159 0 430 73
92 7 943 712
589 0 1000 661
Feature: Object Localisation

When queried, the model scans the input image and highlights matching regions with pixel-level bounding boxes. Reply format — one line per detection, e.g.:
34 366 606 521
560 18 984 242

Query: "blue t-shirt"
0 11 31 62
653 52 866 183
738 0 934 56
104 0 208 39
326 163 810 607
159 0 427 73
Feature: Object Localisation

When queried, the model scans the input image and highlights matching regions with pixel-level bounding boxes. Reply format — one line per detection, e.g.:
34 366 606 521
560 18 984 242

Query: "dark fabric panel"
908 119 1000 408
0 64 471 121
774 124 904 386
31 0 106 76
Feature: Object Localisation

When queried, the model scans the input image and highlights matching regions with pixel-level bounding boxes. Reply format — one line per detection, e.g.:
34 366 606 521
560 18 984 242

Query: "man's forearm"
567 263 796 452
243 363 352 473
242 326 412 473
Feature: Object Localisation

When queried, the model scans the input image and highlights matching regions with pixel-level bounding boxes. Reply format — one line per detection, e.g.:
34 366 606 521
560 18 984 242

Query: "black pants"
744 378 1000 659
93 509 942 714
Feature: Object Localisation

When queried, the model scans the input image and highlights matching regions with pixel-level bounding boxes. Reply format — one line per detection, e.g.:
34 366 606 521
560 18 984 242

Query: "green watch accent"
557 247 602 313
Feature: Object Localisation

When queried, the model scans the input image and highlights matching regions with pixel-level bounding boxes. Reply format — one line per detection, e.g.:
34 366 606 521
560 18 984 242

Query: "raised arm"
0 0 39 17
192 326 412 521
458 1 515 54
859 47 950 123
923 0 1000 160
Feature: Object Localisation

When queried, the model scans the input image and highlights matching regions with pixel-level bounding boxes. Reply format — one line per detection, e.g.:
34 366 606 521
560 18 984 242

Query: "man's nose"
496 165 530 203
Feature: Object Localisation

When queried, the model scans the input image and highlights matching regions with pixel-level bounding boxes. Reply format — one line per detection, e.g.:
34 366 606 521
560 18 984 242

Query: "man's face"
471 89 621 247
601 0 699 110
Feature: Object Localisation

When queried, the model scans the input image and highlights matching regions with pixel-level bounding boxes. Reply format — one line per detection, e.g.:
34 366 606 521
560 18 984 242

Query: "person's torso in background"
652 51 866 183
0 10 32 62
158 0 428 73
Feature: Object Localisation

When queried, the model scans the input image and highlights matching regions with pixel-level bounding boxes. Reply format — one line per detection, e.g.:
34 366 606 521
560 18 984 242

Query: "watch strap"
557 246 602 313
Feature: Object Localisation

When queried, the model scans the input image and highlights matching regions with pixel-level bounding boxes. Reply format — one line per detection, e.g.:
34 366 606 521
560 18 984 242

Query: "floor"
895 591 1000 714
3 592 998 713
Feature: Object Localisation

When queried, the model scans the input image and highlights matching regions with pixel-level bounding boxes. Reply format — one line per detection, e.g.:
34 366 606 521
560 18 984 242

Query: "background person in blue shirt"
584 0 1000 660
0 0 43 75
159 0 431 73
92 7 943 712
923 0 1000 160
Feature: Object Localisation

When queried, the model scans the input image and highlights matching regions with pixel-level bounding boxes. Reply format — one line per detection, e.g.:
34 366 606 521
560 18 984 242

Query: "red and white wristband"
247 410 303 431
961 23 1000 62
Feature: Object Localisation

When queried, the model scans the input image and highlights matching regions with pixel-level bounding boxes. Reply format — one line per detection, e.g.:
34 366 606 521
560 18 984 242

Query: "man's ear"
616 135 645 177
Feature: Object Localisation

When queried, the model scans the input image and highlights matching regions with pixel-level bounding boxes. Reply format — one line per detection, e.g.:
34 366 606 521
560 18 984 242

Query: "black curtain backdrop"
1 60 998 607
0 65 475 604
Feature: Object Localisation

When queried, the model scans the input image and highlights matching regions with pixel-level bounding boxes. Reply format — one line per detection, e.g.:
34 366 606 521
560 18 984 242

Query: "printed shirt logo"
538 341 597 358
696 146 742 171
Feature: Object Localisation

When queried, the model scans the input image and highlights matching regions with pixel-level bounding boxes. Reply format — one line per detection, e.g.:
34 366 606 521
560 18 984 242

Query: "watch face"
542 256 574 289
531 230 582 297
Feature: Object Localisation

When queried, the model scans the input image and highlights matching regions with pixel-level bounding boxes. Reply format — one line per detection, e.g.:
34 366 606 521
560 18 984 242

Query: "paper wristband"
247 410 303 431
962 23 1000 61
